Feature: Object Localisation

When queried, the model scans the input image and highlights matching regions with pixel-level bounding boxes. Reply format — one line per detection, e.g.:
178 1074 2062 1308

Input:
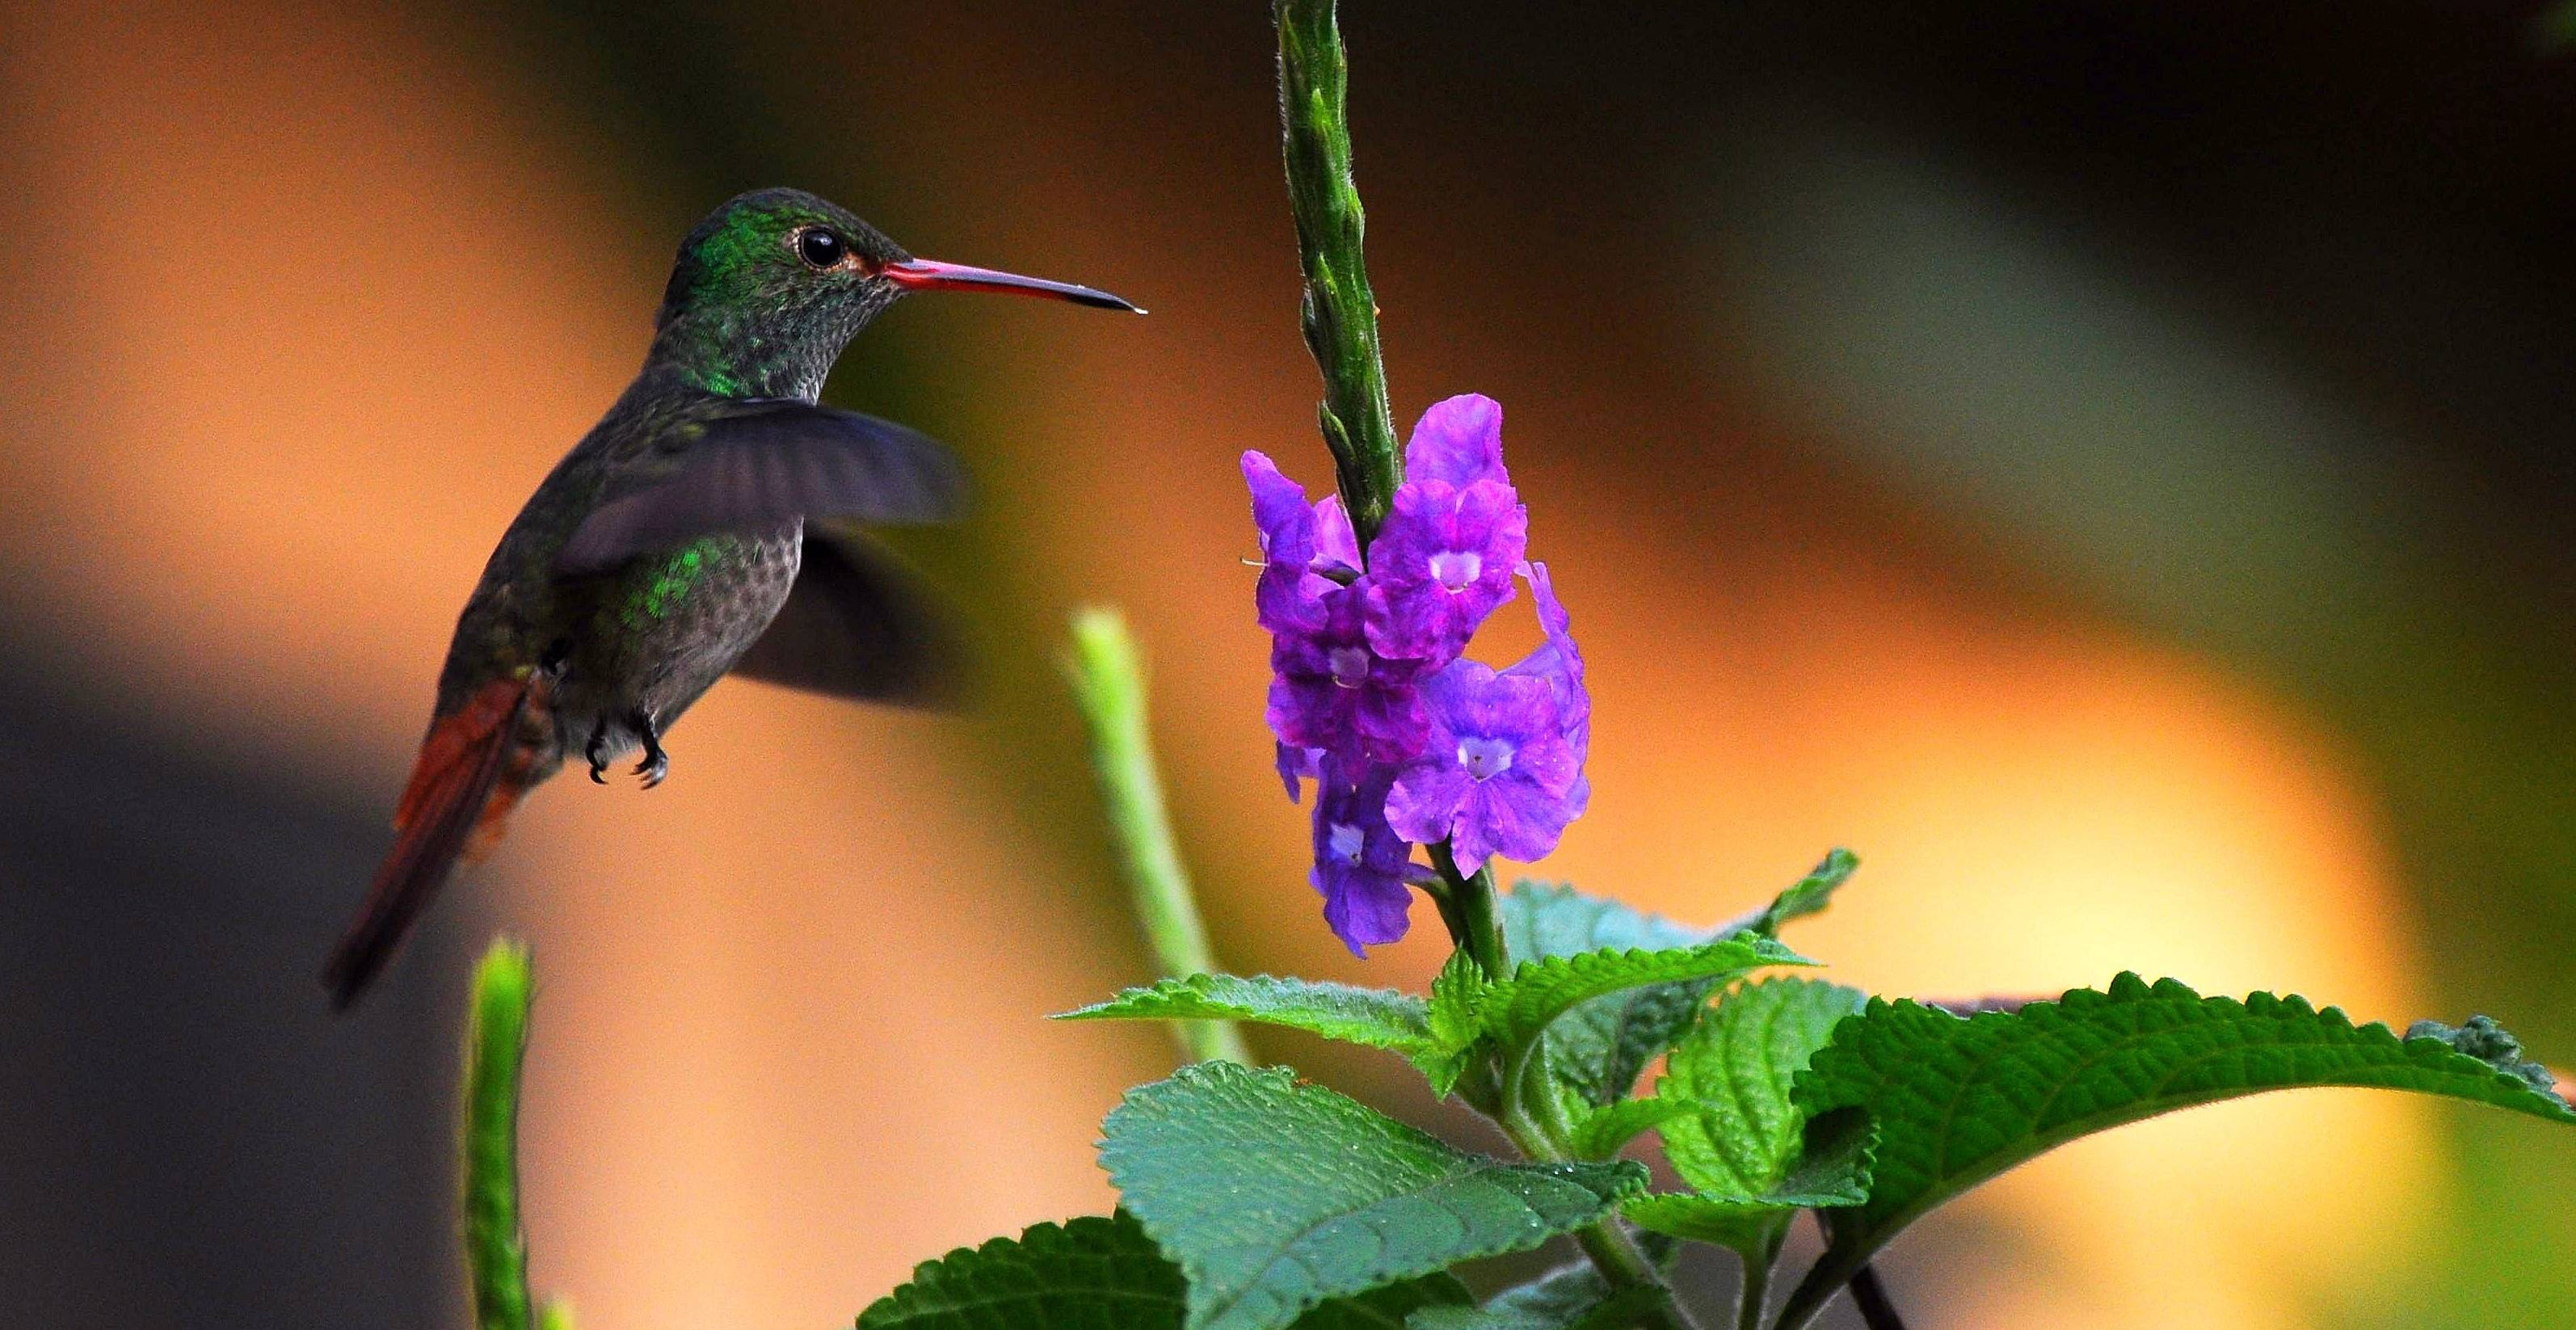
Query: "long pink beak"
882 257 1143 314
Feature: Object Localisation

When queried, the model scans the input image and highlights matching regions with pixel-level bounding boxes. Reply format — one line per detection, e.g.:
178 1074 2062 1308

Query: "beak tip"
889 256 1144 315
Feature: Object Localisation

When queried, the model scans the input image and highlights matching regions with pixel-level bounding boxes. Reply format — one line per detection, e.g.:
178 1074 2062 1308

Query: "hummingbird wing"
556 399 966 575
730 526 966 706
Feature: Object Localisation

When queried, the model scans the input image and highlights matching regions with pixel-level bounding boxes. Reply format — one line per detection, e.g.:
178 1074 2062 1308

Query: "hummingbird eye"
794 228 848 270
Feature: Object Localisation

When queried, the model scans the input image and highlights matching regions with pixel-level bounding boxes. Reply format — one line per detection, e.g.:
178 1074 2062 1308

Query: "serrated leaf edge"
1484 938 1815 1045
1054 973 1433 1046
1105 1063 1648 1330
1776 973 2576 1327
855 1213 1180 1329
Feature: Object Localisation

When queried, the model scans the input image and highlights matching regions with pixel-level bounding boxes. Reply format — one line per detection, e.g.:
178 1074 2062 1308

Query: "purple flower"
1362 478 1526 663
1404 394 1508 488
1253 393 1593 951
1357 396 1526 662
1267 586 1430 769
1312 491 1362 573
1504 561 1587 755
1385 659 1581 874
1311 762 1416 954
1502 560 1590 820
1276 742 1321 802
1243 451 1360 634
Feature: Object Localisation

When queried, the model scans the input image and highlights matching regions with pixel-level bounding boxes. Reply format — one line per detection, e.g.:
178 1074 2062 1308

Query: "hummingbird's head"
651 187 1140 400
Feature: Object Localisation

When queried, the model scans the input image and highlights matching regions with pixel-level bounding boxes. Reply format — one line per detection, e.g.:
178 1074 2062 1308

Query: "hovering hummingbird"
322 187 1140 1008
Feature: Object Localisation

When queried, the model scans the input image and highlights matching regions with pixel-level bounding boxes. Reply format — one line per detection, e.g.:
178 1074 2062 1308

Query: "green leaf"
1405 1261 1663 1330
1656 979 1869 1197
1419 953 1493 1099
1618 1195 1781 1256
1485 862 1854 1108
857 1213 1182 1330
1479 936 1810 1052
1058 974 1436 1065
1559 1096 1694 1161
1471 1265 1608 1324
1496 883 1715 1106
1101 1063 1647 1330
1725 849 1858 940
1501 882 1704 959
1774 974 2576 1327
1621 1105 1875 1257
857 1213 1471 1330
1298 1277 1478 1330
1755 1105 1875 1208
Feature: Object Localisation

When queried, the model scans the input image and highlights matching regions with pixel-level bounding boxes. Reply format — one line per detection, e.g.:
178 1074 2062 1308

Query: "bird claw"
629 709 667 790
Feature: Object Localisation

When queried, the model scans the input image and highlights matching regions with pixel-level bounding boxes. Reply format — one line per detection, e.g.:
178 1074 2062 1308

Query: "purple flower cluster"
1244 394 1591 954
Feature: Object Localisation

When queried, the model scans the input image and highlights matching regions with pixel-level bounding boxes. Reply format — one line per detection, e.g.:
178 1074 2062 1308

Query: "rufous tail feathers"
322 673 547 1009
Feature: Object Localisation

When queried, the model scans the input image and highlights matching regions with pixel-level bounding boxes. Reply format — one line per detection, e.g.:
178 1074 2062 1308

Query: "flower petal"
1275 742 1319 802
1313 495 1362 573
1311 763 1415 954
1317 865 1412 954
1384 762 1473 846
1404 394 1507 488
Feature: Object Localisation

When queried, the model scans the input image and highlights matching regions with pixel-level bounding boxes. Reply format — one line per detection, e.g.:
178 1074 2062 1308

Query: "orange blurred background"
2 2 2572 1328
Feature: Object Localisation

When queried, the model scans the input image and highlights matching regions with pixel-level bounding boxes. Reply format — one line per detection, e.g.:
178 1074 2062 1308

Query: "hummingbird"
322 187 1140 1008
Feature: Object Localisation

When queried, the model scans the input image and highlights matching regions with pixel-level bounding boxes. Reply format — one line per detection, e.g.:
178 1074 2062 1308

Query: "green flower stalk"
1272 0 1522 983
1064 607 1252 1067
463 940 570 1330
1274 0 1401 545
1269 6 1687 1328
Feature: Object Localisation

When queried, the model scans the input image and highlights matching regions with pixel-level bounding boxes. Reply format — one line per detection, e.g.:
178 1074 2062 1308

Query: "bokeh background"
4 2 2573 1327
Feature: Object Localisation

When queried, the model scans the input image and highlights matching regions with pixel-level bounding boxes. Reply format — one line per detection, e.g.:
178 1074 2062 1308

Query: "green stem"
465 941 537 1330
1733 1232 1782 1330
1496 1101 1700 1330
1063 608 1252 1066
1272 9 1687 1323
1275 0 1403 545
1425 841 1510 979
1441 852 1694 1330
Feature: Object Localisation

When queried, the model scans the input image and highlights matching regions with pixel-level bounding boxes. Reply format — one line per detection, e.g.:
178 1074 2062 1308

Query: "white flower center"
1328 822 1366 864
1429 549 1482 591
1458 736 1515 781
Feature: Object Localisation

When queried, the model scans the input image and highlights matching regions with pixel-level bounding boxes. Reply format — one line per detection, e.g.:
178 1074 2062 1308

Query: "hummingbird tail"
323 674 546 1010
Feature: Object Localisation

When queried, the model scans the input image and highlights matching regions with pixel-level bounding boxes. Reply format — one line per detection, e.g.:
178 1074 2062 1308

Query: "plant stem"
1063 608 1252 1066
1734 1248 1773 1330
1495 1098 1701 1330
1454 857 1694 1330
1846 1265 1909 1330
1772 1213 1904 1330
465 940 537 1330
1425 841 1511 979
1271 9 1686 1320
1275 0 1403 545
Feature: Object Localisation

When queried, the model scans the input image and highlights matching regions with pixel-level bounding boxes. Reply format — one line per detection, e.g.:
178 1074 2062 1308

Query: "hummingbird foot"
586 718 612 784
630 709 669 789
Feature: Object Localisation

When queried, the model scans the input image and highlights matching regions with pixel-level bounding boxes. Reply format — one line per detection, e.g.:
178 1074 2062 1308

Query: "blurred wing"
558 401 966 574
730 528 966 707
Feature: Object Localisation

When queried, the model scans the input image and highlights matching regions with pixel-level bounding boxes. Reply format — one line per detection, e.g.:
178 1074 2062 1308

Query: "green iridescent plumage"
324 187 1139 1008
619 541 718 631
